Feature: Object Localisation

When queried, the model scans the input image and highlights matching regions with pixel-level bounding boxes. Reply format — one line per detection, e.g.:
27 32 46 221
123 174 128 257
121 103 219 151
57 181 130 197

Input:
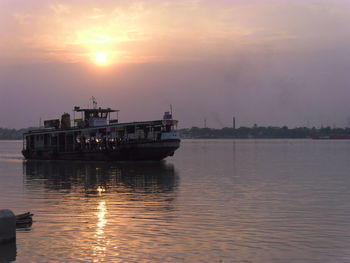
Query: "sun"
94 52 108 66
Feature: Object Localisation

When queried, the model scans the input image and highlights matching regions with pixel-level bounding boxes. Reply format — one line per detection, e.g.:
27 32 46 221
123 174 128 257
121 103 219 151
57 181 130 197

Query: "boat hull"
22 140 180 161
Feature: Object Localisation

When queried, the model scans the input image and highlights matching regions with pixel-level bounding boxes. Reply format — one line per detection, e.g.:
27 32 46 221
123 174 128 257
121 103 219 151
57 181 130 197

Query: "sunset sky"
1 0 350 128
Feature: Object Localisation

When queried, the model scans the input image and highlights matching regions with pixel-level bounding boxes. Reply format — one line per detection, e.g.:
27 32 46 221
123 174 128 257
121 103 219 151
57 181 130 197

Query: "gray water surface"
1 139 350 262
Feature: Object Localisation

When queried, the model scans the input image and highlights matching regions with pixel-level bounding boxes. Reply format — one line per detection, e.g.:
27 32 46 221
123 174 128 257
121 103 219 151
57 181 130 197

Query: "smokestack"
233 116 236 130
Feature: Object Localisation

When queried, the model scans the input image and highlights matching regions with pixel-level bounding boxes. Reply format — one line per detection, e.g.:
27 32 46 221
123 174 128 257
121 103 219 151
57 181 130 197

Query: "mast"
91 96 98 109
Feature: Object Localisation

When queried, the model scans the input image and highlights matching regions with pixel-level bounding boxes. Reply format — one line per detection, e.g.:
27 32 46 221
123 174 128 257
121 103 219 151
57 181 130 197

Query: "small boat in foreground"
22 102 180 161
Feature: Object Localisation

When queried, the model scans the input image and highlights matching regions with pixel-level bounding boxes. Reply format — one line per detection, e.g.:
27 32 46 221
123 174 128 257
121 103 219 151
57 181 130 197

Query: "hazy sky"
1 0 350 128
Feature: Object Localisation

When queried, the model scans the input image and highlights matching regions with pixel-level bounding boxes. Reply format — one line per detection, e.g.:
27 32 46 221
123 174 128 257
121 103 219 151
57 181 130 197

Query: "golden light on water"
93 200 108 262
96 200 107 236
96 186 106 195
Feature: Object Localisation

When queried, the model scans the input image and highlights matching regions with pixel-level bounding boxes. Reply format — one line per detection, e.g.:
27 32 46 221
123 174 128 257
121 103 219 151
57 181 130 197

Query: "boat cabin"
73 106 119 128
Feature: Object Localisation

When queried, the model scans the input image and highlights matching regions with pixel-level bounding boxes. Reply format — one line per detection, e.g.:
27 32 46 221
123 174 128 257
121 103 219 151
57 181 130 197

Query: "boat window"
126 126 135 133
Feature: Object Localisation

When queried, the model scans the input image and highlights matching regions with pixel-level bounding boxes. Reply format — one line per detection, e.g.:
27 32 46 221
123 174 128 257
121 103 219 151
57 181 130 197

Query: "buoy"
0 239 16 262
0 210 16 244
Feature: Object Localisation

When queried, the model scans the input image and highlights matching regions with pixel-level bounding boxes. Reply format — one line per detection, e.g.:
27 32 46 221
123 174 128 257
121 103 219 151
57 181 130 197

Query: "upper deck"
24 119 177 136
24 104 177 136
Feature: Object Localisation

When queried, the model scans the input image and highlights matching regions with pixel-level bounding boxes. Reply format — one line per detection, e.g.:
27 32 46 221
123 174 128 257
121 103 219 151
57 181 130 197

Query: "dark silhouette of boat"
22 99 180 161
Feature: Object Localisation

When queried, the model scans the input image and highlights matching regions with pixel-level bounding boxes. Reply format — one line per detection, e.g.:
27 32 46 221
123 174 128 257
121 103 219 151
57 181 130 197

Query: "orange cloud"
1 0 350 65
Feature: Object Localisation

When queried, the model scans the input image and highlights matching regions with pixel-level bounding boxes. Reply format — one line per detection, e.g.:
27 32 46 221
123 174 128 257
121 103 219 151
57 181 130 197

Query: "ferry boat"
22 102 180 161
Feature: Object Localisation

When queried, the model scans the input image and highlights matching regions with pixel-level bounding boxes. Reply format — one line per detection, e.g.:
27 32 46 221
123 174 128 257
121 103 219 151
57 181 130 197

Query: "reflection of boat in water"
21 160 179 261
22 100 180 161
23 160 179 193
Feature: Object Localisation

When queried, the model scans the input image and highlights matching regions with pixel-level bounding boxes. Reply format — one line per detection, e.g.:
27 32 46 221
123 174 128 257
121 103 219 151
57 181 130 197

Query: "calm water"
1 139 350 262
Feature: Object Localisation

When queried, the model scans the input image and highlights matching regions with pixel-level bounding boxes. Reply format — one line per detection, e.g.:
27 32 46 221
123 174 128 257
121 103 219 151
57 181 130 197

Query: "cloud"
1 0 350 128
7 0 350 64
49 3 71 15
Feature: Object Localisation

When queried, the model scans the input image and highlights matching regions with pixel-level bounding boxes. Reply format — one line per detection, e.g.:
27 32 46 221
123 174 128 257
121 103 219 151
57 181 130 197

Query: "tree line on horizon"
1 126 350 140
179 126 350 139
0 128 33 140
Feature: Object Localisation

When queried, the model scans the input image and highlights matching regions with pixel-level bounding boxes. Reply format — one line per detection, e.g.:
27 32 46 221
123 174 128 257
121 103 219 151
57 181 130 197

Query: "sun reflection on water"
96 201 107 236
96 186 106 196
93 200 108 261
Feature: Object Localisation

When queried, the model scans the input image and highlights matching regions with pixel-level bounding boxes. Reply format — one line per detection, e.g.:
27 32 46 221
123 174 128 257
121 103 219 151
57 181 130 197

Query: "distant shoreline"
0 138 314 141
178 126 350 140
1 126 349 140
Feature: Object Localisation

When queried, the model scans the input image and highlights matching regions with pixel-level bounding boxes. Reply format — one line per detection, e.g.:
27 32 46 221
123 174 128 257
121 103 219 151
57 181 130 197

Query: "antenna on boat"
170 104 173 117
91 96 98 109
